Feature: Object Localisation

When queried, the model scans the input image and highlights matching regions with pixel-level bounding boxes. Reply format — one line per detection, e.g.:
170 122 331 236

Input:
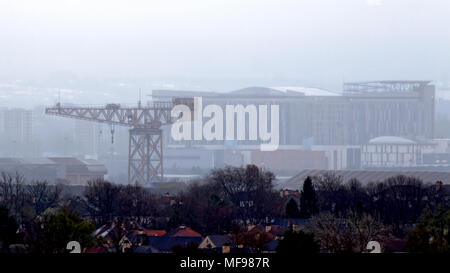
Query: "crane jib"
44 98 194 185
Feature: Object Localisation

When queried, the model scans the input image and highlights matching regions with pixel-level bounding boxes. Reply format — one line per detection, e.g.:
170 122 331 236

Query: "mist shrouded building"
0 108 34 157
150 81 435 172
154 81 435 147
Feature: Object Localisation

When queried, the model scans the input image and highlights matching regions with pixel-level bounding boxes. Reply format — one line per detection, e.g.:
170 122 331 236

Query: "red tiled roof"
141 230 167 236
167 226 202 237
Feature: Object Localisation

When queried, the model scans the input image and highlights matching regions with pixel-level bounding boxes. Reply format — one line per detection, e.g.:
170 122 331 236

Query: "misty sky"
1 0 450 90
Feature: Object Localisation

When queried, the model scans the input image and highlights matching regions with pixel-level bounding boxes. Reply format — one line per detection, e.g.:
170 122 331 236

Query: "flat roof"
282 169 450 190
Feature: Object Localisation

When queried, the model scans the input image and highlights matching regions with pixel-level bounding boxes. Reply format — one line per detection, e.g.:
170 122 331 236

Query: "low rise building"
283 169 450 189
0 157 107 185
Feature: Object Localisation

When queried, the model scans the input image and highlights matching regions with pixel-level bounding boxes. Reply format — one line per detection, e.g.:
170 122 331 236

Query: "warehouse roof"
282 169 450 190
368 136 416 144
271 86 341 96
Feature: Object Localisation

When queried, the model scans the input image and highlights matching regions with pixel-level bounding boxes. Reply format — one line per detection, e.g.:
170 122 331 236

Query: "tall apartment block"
0 108 34 157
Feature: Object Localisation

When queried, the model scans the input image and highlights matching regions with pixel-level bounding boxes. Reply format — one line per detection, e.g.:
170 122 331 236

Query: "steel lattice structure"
45 99 191 185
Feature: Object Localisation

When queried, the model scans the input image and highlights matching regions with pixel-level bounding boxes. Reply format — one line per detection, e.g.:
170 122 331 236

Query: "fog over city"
1 0 450 258
0 0 449 183
0 0 450 107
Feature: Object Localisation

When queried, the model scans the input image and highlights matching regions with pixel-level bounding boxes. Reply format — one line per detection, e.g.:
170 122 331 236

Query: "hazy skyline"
1 0 450 91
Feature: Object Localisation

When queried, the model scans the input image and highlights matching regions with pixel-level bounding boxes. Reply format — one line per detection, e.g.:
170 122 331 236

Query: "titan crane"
45 98 193 185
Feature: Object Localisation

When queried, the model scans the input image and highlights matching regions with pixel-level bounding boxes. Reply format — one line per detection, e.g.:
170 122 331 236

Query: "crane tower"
45 98 193 185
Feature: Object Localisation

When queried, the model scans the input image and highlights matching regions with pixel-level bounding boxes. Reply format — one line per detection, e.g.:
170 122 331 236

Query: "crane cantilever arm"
45 102 175 128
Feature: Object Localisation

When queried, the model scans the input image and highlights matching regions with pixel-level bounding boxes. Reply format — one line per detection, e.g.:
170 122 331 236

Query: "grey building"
0 157 107 185
153 81 435 147
0 108 34 157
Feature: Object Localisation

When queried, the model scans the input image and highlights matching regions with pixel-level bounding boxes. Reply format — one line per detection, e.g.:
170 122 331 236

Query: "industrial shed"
0 157 107 185
282 169 450 190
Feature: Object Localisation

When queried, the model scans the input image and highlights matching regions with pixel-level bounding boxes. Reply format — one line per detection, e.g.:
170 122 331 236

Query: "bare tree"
307 212 391 253
209 165 281 225
367 175 427 235
313 172 348 215
27 181 62 216
84 179 122 225
117 183 157 226
0 172 28 222
346 211 391 252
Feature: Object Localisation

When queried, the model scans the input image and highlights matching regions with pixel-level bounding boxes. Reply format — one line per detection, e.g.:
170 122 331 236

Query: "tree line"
0 167 449 253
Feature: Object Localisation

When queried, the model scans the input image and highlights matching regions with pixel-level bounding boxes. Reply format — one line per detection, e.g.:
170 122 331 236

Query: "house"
119 229 167 249
116 226 203 253
271 218 310 232
94 219 143 252
141 230 167 237
262 239 279 253
167 225 202 237
198 235 234 253
280 189 300 199
146 236 203 253
265 225 285 238
132 245 159 253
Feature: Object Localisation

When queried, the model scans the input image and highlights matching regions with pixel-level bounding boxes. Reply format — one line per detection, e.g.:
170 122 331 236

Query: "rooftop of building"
153 86 341 99
271 86 341 96
152 81 432 100
343 80 432 93
0 157 107 175
368 136 417 145
166 225 202 237
282 169 450 190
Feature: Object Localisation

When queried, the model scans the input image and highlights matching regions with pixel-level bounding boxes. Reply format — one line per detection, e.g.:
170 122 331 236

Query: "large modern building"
151 81 435 173
154 81 434 146
361 136 423 168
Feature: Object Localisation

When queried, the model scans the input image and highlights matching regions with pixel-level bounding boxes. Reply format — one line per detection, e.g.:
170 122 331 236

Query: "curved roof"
271 86 341 96
229 87 285 96
229 86 341 97
368 136 416 144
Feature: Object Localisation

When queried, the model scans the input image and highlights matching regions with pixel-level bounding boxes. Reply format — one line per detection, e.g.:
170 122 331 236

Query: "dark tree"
107 217 128 253
313 172 346 215
285 199 300 218
0 172 30 222
209 165 282 224
0 206 22 252
276 229 320 254
167 202 186 230
84 179 122 225
406 205 450 253
299 176 318 218
306 211 390 253
117 184 157 226
172 242 203 254
168 181 235 234
27 181 62 216
24 206 96 253
344 178 369 215
367 175 427 236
